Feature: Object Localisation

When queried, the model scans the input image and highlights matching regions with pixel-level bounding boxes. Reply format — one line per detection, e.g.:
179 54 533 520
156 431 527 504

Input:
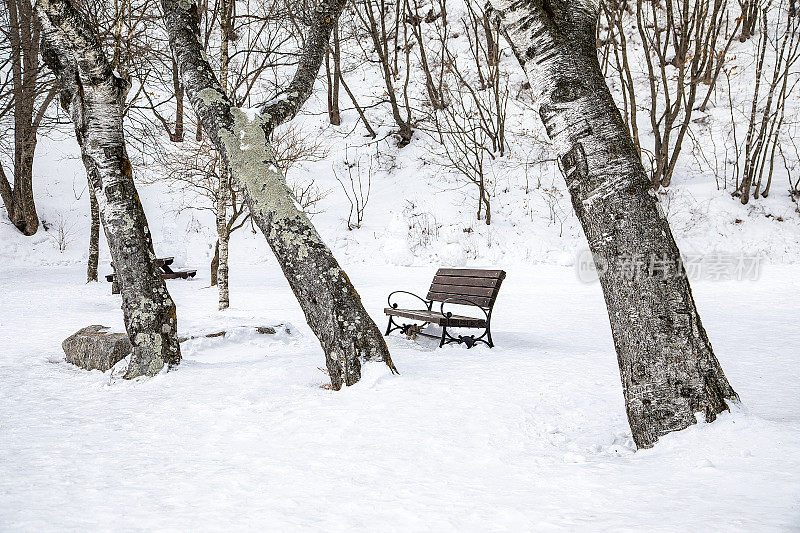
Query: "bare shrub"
334 154 372 230
353 0 414 146
634 0 737 189
540 186 567 237
780 122 800 213
403 201 440 249
736 0 800 203
45 212 78 253
290 179 330 216
429 2 508 225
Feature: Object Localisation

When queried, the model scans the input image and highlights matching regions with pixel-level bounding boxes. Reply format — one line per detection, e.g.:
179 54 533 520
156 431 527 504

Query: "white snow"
1 256 799 530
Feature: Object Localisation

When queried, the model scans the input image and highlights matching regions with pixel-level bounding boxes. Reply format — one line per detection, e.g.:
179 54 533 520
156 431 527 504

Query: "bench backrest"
426 268 506 309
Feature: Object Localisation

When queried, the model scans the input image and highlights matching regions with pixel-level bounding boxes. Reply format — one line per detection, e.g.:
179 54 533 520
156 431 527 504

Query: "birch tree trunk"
37 0 181 378
488 0 737 448
216 0 232 310
216 174 230 310
163 0 397 389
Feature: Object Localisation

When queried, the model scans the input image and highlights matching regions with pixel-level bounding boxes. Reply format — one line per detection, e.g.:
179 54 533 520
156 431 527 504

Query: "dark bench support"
384 268 505 348
106 257 196 294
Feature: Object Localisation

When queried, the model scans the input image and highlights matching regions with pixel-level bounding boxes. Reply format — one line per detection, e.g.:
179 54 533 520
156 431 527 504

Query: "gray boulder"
62 325 132 372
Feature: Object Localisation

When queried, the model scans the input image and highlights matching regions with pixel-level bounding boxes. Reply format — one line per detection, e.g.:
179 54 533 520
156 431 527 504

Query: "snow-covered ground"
2 79 800 532
1 256 799 530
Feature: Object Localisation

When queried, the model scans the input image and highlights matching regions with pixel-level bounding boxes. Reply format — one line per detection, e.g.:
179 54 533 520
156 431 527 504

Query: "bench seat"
383 307 486 328
384 268 505 348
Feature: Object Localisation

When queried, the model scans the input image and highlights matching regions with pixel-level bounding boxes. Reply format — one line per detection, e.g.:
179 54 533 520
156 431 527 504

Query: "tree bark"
216 0 232 310
7 136 40 235
325 24 342 126
210 239 219 286
163 0 397 389
216 194 230 309
172 55 185 142
1 0 52 236
38 0 181 378
488 0 736 448
0 163 13 224
87 178 99 282
339 73 377 138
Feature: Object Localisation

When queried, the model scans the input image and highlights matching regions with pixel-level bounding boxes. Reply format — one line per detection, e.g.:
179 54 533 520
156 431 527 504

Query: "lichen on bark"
163 0 396 389
37 0 181 379
489 0 736 448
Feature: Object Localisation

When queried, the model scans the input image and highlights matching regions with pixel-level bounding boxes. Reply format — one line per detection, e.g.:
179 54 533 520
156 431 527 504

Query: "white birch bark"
216 179 230 310
487 0 737 448
163 0 397 389
38 0 181 378
216 0 232 311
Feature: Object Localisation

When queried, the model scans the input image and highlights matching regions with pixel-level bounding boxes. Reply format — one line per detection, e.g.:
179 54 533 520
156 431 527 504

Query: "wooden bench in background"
384 268 506 348
105 257 197 294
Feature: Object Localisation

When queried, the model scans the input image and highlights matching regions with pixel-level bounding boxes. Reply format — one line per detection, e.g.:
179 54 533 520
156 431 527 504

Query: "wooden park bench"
384 268 506 348
105 257 197 294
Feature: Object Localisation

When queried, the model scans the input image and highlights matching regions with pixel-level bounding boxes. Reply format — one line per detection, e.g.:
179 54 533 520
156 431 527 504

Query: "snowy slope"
3 1 799 271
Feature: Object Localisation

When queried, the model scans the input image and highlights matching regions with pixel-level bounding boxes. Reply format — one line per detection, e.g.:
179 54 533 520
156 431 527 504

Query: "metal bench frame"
106 257 196 294
384 269 505 348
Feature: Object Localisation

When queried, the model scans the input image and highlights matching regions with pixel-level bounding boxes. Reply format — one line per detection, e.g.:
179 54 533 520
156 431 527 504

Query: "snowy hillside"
2 1 800 271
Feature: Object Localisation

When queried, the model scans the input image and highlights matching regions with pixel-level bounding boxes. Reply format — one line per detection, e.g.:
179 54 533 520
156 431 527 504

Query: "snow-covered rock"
62 325 131 372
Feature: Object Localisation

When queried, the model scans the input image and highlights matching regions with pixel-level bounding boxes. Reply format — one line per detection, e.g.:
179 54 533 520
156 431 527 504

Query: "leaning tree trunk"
488 0 736 448
164 0 397 389
37 0 181 378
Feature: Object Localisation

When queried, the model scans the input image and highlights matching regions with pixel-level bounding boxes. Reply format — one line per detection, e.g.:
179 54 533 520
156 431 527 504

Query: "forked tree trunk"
164 0 397 389
38 0 181 378
87 179 99 282
488 0 736 448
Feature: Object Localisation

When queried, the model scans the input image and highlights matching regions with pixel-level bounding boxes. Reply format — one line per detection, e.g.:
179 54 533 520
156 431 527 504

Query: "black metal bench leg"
486 326 494 348
385 316 394 336
439 326 447 347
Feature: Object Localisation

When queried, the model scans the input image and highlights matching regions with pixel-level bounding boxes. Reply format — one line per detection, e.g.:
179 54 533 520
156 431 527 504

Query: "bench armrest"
439 297 489 322
388 290 432 311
